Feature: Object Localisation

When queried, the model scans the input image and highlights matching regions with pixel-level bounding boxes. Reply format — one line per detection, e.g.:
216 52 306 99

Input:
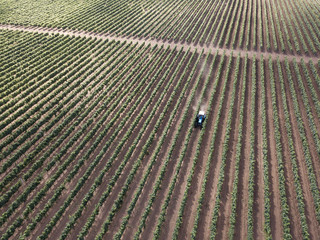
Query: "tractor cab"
194 111 206 128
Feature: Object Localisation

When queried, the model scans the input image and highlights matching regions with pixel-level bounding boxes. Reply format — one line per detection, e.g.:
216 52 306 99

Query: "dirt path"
234 57 252 239
264 58 283 239
0 24 319 64
252 57 264 239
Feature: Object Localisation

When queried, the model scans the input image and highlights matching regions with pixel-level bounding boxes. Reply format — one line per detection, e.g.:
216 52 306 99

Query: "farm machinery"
194 110 206 128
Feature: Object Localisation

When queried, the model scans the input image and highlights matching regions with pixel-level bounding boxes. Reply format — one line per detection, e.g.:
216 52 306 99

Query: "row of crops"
1 29 320 239
1 0 320 55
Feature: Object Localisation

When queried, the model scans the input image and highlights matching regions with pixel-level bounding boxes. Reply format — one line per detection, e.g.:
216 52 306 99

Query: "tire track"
0 24 319 64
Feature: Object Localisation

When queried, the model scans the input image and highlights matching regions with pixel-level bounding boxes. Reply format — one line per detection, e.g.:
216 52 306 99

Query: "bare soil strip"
234 58 252 239
264 59 283 239
0 24 319 64
214 57 243 240
252 57 264 239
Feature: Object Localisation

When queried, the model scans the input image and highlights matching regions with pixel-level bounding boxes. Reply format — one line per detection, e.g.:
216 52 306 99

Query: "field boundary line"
1 24 319 63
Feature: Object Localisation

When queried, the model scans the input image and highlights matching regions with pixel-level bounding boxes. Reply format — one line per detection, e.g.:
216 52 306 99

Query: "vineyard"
1 0 320 239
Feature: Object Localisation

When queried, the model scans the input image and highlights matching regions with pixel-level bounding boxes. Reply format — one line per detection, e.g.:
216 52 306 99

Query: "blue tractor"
194 111 206 128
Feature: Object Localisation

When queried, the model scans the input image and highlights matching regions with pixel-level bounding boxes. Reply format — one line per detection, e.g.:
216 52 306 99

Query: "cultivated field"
0 0 320 239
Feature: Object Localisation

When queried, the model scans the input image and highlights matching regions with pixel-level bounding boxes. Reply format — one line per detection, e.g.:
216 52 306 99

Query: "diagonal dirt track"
1 24 319 63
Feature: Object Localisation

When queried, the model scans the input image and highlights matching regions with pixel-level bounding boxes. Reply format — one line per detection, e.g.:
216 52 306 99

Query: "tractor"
194 110 206 128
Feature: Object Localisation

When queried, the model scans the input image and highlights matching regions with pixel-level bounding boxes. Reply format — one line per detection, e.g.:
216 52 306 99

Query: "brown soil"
264 59 283 239
234 57 253 239
252 56 264 240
